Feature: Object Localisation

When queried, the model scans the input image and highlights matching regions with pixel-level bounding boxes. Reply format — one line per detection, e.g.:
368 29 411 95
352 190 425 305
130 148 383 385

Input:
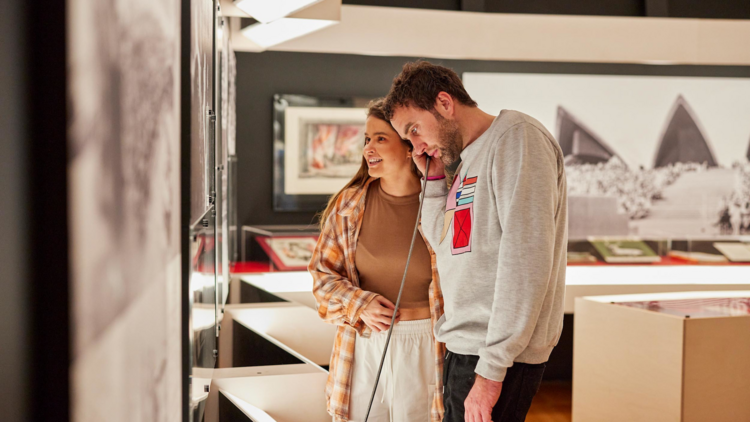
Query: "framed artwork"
257 235 319 271
463 72 750 239
274 94 369 211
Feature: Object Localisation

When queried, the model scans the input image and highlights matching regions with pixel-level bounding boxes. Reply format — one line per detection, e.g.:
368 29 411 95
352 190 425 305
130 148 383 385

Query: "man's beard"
436 115 462 166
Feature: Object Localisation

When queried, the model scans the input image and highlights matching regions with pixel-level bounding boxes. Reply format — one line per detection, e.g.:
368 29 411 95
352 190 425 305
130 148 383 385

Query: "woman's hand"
361 295 400 332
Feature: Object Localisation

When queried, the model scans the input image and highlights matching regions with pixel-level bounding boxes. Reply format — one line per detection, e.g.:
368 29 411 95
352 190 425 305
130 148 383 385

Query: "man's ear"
434 92 455 118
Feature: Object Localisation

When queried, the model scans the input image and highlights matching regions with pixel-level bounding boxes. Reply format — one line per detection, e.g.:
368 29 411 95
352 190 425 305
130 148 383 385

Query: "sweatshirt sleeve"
474 122 561 383
420 177 449 251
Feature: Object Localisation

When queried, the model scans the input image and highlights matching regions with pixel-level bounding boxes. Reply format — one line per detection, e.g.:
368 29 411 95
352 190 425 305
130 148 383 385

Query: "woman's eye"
411 127 417 135
378 137 386 142
364 137 370 144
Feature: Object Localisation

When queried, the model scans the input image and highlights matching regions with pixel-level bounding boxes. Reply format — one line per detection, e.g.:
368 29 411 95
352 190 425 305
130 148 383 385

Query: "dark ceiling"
342 0 750 20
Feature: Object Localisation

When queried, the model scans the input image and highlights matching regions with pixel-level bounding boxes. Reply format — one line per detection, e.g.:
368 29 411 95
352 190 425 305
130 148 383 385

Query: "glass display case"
233 226 750 271
567 236 750 266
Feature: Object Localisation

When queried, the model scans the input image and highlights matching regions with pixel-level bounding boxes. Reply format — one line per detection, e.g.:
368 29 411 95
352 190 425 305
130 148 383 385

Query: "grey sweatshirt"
423 110 568 383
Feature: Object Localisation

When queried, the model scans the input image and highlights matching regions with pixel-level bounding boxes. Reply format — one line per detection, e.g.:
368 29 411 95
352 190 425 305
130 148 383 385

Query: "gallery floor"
527 382 572 422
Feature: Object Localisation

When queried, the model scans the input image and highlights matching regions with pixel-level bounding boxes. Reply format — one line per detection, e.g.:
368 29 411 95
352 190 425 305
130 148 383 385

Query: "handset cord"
363 156 431 422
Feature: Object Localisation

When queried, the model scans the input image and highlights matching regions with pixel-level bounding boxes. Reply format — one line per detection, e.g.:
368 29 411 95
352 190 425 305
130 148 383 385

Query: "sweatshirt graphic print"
441 168 478 255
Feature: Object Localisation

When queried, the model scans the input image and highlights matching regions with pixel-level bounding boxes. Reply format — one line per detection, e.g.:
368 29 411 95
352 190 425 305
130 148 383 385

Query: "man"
383 61 568 422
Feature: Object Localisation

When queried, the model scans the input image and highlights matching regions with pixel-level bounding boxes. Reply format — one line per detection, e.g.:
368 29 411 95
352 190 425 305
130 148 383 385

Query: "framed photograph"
256 235 319 271
274 94 369 211
464 72 750 239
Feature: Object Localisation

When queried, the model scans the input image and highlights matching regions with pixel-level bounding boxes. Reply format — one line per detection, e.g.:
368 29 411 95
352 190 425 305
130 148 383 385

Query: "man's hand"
361 295 400 332
465 375 503 422
412 148 445 179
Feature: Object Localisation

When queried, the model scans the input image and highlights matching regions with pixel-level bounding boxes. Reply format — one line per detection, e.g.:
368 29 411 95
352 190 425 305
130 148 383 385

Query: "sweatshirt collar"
461 111 503 162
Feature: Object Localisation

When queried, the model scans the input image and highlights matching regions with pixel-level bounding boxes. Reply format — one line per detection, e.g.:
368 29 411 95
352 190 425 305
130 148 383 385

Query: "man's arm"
420 177 449 250
475 122 561 383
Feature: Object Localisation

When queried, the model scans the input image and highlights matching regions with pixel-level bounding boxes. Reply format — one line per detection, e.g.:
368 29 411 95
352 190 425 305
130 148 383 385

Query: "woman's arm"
309 206 379 334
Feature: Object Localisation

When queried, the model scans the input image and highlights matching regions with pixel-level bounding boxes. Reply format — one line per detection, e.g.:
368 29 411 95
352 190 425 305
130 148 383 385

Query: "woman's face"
363 116 413 179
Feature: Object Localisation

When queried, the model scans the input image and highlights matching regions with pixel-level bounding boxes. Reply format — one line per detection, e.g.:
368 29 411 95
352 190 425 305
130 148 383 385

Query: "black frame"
272 94 369 212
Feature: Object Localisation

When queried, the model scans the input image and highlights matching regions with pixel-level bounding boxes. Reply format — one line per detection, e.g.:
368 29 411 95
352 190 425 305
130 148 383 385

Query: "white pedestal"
573 291 750 422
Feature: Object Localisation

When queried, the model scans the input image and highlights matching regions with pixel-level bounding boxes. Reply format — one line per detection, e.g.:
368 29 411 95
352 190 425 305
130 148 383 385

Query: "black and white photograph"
67 0 182 420
464 72 750 239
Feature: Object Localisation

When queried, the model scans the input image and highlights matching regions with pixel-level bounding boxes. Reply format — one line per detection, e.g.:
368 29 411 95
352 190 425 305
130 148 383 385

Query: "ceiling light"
241 18 336 48
234 0 322 24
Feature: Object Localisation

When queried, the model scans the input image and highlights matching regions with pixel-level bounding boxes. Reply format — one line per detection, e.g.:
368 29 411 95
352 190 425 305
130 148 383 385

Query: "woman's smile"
367 157 383 167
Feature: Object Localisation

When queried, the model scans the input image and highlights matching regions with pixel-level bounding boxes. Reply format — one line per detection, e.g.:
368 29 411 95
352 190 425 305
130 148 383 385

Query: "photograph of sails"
463 72 750 239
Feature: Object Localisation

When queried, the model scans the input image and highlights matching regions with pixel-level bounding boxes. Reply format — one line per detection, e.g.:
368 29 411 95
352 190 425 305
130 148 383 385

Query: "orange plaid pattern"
309 178 445 422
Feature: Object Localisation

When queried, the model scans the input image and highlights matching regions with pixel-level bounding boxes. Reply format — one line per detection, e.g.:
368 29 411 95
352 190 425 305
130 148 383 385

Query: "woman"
309 99 445 422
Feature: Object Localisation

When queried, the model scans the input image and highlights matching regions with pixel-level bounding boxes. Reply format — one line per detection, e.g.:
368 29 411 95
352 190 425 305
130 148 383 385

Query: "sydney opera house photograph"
464 72 750 239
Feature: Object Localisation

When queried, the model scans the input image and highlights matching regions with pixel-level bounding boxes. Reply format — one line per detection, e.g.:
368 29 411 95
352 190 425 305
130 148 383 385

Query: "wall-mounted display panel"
191 0 217 220
67 0 182 420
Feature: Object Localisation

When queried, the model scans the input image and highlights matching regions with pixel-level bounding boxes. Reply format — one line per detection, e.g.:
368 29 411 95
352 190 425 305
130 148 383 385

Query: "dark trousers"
442 351 546 422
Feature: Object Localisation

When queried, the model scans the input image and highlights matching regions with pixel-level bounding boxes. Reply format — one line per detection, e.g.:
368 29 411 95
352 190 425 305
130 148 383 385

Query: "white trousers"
347 318 435 422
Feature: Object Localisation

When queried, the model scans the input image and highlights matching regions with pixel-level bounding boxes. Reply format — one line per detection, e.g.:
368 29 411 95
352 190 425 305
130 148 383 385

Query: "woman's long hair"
318 98 420 229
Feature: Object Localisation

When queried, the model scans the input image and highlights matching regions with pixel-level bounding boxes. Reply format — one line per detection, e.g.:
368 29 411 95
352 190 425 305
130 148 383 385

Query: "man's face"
390 105 463 166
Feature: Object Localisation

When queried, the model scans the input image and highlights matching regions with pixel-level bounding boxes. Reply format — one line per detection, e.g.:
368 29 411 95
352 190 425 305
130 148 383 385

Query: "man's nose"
412 140 427 155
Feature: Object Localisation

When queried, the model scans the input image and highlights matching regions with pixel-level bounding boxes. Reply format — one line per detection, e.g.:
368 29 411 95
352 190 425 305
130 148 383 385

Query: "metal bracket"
205 109 217 208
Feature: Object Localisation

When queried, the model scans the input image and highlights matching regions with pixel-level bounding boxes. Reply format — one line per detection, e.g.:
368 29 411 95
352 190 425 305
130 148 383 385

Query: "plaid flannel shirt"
309 178 446 422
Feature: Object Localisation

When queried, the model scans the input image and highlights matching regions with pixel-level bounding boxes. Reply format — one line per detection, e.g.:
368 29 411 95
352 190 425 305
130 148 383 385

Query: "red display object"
230 261 272 273
256 235 319 271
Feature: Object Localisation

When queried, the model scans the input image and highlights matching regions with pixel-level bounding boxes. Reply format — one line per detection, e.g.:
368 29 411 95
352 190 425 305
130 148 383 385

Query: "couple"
309 61 568 422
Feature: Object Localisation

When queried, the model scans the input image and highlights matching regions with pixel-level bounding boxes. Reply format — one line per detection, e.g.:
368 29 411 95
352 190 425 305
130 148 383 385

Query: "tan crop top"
356 179 432 309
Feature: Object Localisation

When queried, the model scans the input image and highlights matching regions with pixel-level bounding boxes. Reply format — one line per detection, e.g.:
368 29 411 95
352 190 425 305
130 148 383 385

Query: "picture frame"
273 94 370 211
256 235 319 271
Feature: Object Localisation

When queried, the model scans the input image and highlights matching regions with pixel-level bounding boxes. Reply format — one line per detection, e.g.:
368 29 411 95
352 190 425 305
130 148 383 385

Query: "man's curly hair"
383 61 477 120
